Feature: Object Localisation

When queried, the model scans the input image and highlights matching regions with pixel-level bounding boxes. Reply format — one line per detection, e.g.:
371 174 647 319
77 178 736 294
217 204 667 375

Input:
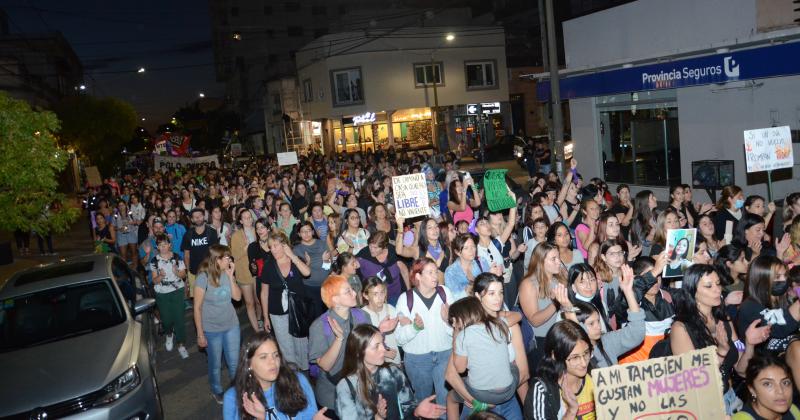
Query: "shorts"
116 230 137 246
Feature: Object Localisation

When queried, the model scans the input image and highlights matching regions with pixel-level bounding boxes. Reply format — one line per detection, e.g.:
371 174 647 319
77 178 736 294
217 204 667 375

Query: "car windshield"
0 279 125 352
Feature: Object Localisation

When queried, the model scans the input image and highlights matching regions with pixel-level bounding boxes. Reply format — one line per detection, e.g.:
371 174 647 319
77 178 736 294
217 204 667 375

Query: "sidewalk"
0 209 95 285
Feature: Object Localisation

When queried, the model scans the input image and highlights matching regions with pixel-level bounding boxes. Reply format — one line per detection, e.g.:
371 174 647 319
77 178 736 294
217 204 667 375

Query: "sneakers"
165 333 174 351
212 393 224 405
177 345 189 359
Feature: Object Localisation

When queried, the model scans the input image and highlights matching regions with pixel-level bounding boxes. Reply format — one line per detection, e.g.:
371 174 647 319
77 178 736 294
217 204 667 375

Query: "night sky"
3 0 223 131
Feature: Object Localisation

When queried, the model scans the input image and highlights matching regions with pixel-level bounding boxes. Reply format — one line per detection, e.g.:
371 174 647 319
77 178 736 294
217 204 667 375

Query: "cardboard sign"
663 228 697 278
153 155 219 172
392 173 430 219
277 151 298 166
744 125 794 173
592 346 724 420
484 169 516 212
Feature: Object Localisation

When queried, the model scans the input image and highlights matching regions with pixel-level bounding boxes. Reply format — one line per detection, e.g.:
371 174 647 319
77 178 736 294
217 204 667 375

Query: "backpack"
405 286 447 312
149 252 180 273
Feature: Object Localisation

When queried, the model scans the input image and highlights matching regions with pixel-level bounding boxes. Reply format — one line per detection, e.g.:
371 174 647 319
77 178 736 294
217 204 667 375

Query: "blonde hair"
197 244 233 287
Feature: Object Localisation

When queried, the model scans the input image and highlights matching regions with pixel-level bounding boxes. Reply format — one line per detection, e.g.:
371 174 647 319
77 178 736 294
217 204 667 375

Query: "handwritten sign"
592 346 724 420
277 151 298 166
484 169 516 212
744 126 793 173
392 173 430 219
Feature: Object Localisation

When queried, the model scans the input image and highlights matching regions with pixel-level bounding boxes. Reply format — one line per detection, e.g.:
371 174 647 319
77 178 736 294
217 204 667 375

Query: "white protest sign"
154 155 219 172
592 346 724 420
744 125 794 173
277 151 298 166
392 173 430 219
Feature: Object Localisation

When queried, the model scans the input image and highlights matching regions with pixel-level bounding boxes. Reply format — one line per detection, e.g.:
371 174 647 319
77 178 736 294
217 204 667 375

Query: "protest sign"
154 155 219 172
592 346 724 420
392 173 429 219
663 228 697 278
277 151 298 166
744 126 793 173
484 169 516 212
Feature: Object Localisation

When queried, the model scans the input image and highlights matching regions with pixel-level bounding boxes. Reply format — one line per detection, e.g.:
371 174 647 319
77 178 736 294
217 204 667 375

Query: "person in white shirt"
361 276 403 365
149 233 189 359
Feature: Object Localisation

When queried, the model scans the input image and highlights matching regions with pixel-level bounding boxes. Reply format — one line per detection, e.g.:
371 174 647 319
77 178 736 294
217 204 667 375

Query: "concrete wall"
563 0 757 69
296 27 508 119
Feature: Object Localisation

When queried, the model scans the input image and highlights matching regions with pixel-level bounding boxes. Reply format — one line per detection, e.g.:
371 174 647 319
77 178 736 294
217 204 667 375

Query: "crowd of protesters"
81 146 800 419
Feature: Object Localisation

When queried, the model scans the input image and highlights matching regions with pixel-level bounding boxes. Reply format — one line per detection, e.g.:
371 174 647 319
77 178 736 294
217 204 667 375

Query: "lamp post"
430 34 455 155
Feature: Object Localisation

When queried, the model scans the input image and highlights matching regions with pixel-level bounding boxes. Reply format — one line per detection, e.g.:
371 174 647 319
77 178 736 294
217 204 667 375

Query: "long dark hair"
744 255 785 309
449 295 510 343
339 324 386 414
733 213 766 259
546 222 573 250
714 244 745 287
672 264 726 349
572 301 613 366
631 190 654 246
233 332 308 419
536 320 593 385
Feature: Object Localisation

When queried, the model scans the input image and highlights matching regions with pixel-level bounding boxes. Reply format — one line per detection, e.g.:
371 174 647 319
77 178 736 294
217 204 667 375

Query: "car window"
0 280 125 352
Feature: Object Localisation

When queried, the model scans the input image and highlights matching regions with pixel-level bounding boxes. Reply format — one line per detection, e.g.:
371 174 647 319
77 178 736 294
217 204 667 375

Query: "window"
465 60 497 89
313 28 329 38
414 63 444 87
285 2 301 12
312 5 326 15
230 6 239 16
272 94 282 115
303 79 313 103
287 26 303 37
264 5 273 15
598 91 681 186
330 67 364 106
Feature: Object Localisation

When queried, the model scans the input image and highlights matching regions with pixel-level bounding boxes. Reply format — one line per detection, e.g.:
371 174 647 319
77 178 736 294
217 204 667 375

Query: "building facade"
295 26 510 155
537 0 800 201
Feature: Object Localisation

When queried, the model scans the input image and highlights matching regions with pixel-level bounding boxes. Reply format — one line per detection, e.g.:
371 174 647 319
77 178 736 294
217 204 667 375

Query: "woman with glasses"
193 245 243 404
524 320 596 419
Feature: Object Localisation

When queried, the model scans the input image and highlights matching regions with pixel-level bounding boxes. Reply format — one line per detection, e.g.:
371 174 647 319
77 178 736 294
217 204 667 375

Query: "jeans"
404 349 450 408
205 326 240 395
459 397 522 420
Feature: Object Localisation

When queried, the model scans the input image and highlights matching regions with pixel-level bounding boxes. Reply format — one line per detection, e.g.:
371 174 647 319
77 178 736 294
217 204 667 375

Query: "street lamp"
79 84 86 91
199 92 205 98
137 67 146 73
141 117 146 122
431 34 454 153
445 33 455 41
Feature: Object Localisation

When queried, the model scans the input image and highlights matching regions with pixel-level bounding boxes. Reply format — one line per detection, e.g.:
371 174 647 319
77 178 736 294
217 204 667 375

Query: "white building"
536 0 800 202
295 26 510 155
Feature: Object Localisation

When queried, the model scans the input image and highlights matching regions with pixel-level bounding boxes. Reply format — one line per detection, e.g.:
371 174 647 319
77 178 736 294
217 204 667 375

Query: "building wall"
563 0 757 69
508 66 549 136
297 27 508 120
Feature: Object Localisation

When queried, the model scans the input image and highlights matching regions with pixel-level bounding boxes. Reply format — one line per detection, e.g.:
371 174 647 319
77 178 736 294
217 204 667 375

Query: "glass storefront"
334 108 433 153
598 90 681 186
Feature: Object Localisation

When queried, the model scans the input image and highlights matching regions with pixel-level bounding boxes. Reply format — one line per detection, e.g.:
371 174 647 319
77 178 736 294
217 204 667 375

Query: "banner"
157 133 191 157
392 173 429 219
277 151 298 166
592 346 724 420
484 169 516 212
153 140 167 155
154 155 219 172
744 125 794 173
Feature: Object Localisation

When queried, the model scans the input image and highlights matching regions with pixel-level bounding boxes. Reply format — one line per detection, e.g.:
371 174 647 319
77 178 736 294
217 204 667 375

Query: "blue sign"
537 41 800 101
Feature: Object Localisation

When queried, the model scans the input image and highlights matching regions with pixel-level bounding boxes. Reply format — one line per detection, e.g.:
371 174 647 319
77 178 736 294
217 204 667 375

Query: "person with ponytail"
568 264 644 368
524 320 596 420
670 264 771 414
223 332 325 419
335 324 446 419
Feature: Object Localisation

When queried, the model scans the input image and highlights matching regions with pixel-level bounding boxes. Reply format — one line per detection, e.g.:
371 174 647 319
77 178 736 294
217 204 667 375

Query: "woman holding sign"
670 264 771 414
448 175 482 226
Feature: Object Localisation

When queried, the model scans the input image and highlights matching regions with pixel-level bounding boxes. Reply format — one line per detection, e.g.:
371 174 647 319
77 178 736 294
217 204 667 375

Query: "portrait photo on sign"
663 228 696 278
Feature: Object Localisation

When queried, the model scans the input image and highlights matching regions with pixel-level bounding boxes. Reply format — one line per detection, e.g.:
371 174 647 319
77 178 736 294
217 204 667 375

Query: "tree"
55 95 138 175
0 91 79 235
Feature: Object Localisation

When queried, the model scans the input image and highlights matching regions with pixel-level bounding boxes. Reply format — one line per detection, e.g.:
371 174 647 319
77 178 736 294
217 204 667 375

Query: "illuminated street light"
79 84 86 90
137 67 146 73
445 33 455 41
141 117 146 121
199 92 205 98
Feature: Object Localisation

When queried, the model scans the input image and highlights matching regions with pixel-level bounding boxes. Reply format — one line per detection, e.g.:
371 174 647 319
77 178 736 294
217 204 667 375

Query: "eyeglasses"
566 349 592 365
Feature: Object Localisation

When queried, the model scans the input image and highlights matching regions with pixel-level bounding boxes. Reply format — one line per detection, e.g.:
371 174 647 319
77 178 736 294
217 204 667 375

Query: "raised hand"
242 392 266 419
745 318 772 346
328 316 344 340
378 316 399 333
777 233 791 257
620 264 634 294
398 315 412 326
413 313 425 330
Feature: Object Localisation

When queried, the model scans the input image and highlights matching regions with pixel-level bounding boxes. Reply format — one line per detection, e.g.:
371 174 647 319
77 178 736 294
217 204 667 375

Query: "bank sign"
537 40 800 101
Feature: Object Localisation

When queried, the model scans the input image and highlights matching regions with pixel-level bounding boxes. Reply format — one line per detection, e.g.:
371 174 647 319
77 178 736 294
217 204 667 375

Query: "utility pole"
538 0 554 156
544 0 565 173
431 55 441 154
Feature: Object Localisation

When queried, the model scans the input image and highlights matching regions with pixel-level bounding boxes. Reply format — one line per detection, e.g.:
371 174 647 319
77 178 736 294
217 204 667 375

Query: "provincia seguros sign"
537 40 800 101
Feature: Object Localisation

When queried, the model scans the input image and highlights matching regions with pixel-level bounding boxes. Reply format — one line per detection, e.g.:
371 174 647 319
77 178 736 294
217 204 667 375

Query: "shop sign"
353 112 376 125
481 102 501 115
466 104 479 115
312 121 322 136
537 40 800 101
743 126 793 173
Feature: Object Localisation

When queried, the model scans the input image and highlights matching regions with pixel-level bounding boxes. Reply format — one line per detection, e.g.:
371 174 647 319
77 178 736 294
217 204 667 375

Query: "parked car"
471 135 527 164
0 254 163 419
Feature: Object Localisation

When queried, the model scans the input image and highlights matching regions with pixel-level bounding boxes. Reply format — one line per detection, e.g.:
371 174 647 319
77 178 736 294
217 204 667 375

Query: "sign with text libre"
392 173 430 219
744 126 793 173
592 346 724 420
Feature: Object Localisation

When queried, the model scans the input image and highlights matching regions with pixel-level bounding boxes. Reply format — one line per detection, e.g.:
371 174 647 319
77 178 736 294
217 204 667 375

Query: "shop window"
598 91 681 186
414 63 443 87
330 67 364 106
302 79 313 103
465 60 497 89
287 26 303 37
